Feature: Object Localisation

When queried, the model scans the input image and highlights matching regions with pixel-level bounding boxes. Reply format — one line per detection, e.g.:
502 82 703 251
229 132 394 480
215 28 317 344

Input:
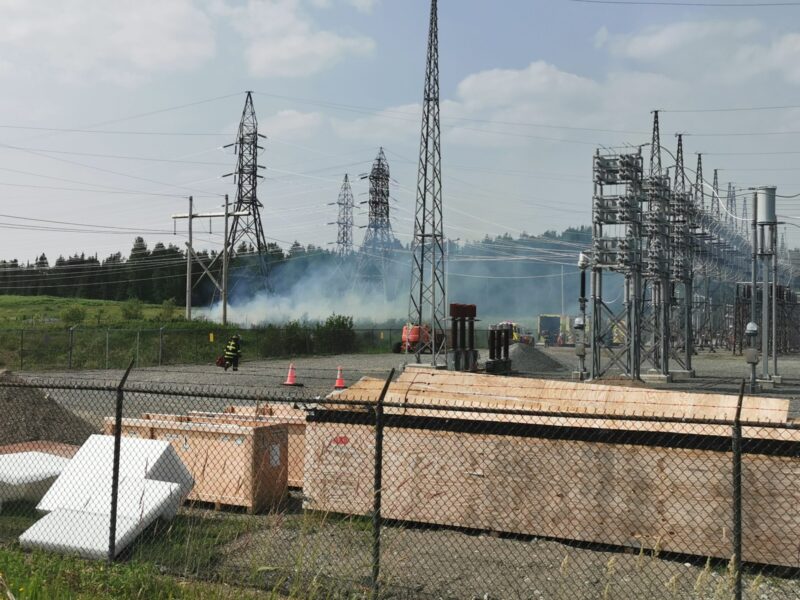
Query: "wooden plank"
330 369 790 424
303 420 800 567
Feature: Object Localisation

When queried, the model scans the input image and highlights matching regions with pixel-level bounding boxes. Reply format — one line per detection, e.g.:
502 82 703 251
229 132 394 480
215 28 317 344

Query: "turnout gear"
223 335 241 371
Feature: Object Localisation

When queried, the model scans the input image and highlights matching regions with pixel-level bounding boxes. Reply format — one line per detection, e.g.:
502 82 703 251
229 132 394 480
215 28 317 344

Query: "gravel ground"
218 503 800 600
0 371 94 446
9 350 800 599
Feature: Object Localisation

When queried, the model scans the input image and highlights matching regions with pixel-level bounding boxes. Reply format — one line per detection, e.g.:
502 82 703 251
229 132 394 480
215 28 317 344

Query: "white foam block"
20 480 182 559
38 435 193 516
21 435 194 559
0 452 70 507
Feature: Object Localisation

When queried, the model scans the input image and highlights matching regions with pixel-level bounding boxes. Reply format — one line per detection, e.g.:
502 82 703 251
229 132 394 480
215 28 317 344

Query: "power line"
571 0 800 5
0 125 229 136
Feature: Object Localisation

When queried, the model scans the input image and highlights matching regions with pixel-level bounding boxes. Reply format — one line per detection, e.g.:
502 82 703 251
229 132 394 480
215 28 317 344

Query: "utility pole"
408 0 447 366
172 195 247 325
186 196 193 320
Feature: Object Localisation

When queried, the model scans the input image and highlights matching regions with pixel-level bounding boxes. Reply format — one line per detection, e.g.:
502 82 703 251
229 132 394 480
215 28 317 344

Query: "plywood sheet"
303 420 800 568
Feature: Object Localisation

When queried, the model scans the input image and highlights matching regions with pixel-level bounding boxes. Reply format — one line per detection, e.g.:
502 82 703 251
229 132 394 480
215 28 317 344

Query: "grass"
0 296 165 327
0 548 277 599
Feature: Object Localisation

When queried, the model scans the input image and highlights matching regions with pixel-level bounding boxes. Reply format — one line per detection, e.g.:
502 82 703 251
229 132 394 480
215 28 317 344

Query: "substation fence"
0 373 798 599
0 327 514 371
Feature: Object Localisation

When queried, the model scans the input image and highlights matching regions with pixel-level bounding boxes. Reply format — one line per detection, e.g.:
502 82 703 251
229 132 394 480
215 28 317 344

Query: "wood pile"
303 367 800 567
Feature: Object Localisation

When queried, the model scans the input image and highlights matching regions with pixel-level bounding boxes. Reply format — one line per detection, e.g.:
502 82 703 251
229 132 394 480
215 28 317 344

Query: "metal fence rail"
0 326 525 371
0 373 797 599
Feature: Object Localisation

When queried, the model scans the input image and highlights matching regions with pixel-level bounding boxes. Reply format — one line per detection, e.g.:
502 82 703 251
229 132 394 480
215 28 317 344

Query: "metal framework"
590 150 644 379
587 111 783 380
331 174 355 260
408 0 447 365
356 148 395 295
670 134 693 372
224 91 269 285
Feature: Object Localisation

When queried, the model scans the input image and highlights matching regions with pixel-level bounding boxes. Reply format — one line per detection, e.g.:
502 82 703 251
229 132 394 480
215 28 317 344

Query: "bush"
315 314 356 354
121 298 144 321
60 305 87 326
159 298 177 322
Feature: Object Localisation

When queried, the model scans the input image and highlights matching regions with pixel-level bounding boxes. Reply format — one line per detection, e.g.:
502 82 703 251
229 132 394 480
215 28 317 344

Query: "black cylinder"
503 324 510 359
488 327 496 360
580 270 586 299
467 318 475 351
451 317 459 353
459 317 466 351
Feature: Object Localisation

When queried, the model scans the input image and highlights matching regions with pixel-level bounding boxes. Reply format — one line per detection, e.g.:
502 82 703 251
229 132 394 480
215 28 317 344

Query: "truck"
392 323 432 354
498 321 535 346
538 314 562 346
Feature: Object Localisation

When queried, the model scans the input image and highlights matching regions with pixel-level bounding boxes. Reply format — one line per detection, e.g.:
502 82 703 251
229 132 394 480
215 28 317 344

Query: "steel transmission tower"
356 148 395 294
641 109 671 377
671 133 694 373
224 91 269 285
408 0 447 365
331 174 354 259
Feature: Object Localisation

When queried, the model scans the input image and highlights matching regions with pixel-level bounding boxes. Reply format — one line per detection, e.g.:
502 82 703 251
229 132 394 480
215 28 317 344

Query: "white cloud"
456 61 598 111
226 0 375 77
310 0 377 10
330 103 420 141
261 109 324 139
608 20 761 62
0 0 215 84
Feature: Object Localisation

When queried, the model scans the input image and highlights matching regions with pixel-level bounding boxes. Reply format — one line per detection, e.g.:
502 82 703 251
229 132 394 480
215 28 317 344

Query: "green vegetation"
0 297 401 370
0 548 274 599
0 295 165 326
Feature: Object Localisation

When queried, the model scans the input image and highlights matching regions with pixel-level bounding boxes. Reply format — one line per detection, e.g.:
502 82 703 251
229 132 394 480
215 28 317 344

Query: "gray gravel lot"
9 350 800 599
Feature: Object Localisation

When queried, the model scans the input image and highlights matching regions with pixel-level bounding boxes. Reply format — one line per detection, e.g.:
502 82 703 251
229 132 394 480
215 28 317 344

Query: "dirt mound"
508 343 568 375
0 371 95 447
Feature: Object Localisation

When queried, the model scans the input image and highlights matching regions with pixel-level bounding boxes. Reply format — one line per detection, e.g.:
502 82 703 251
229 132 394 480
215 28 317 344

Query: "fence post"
106 329 110 370
68 326 75 369
19 329 23 370
159 327 165 366
371 368 395 600
135 330 140 368
732 379 745 600
108 358 135 563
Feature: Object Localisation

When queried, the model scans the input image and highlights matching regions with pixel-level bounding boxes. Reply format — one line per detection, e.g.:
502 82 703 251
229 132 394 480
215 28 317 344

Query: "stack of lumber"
303 367 800 567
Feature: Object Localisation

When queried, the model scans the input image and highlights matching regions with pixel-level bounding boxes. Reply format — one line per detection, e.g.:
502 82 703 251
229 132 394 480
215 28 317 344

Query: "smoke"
198 233 615 329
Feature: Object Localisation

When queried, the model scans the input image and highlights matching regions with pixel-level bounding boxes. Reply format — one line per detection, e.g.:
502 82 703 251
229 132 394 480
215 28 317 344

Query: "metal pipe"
222 194 229 326
761 226 770 379
772 226 778 377
108 359 135 563
488 327 496 361
685 280 693 372
751 192 758 329
502 324 510 360
186 195 193 321
732 380 745 600
371 369 395 599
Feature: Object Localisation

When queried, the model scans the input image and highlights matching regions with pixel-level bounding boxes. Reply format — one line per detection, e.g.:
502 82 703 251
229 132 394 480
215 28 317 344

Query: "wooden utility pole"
172 195 245 325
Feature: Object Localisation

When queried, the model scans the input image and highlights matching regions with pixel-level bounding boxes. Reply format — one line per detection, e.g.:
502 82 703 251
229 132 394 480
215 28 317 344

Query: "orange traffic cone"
334 366 346 390
282 363 303 387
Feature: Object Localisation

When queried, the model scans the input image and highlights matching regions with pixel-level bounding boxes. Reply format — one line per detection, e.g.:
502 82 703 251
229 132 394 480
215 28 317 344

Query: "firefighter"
224 334 241 371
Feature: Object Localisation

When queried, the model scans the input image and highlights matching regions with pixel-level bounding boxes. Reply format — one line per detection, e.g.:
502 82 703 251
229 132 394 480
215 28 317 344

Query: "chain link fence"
0 370 797 599
0 327 514 371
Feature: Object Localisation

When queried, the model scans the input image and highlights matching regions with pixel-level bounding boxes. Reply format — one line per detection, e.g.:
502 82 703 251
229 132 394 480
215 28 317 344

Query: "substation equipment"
586 112 795 382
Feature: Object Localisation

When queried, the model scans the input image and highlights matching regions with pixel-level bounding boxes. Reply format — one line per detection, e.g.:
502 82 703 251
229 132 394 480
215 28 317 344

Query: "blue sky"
2 0 800 262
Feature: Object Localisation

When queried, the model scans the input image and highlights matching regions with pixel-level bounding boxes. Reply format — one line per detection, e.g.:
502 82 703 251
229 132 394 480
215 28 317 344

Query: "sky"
2 0 800 264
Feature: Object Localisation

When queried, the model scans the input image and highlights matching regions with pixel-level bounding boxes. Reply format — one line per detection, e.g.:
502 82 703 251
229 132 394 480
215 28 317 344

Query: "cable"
570 0 800 5
0 125 229 137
